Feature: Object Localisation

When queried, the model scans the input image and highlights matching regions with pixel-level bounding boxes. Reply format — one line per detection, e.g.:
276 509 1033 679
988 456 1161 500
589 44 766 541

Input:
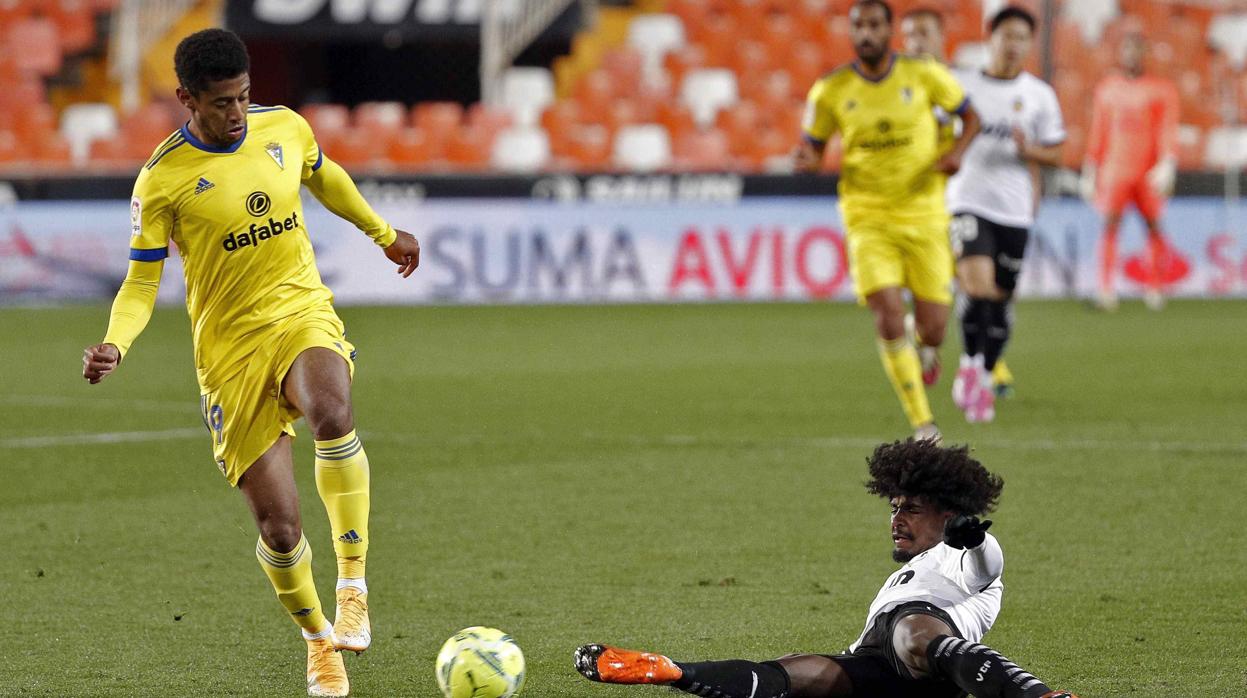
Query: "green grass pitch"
3 301 1245 697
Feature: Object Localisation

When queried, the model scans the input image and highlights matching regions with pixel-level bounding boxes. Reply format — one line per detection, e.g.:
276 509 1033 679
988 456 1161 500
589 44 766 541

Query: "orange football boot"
574 644 683 684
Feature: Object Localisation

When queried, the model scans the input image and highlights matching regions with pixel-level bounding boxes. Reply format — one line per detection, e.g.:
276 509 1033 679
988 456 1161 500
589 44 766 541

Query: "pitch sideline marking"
0 428 203 449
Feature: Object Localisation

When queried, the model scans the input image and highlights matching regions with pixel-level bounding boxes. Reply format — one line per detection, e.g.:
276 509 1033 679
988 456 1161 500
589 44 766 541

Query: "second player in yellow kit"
83 29 421 697
796 0 981 440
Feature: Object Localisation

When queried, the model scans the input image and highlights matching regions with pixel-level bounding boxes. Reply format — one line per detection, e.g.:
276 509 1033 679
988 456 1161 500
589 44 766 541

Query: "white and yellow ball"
435 626 526 698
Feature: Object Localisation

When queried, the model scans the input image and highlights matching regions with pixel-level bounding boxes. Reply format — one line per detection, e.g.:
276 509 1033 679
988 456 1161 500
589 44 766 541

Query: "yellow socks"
877 336 933 428
315 430 370 581
256 534 329 634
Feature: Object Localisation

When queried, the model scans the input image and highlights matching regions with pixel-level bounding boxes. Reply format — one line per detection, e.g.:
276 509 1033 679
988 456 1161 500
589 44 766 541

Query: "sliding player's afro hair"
175 28 249 95
865 440 1003 516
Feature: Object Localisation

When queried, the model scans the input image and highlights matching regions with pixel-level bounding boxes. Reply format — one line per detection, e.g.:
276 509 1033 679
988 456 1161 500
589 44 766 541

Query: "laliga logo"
222 191 301 252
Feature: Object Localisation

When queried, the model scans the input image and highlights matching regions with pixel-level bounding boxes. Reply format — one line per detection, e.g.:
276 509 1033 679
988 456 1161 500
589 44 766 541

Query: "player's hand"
1078 163 1097 203
1146 158 1176 197
935 151 962 175
83 343 121 384
384 229 420 278
943 514 992 549
793 142 823 173
1010 127 1029 158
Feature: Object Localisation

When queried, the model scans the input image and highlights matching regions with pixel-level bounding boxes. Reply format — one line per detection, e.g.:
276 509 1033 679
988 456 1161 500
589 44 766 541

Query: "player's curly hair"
175 28 249 95
864 440 1003 516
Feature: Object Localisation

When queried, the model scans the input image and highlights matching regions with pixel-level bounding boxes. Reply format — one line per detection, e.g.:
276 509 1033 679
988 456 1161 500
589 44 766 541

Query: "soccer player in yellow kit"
796 0 980 442
81 29 419 697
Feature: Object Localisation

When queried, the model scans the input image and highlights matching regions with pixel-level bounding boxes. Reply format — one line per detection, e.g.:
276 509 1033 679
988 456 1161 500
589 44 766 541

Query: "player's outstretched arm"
793 138 827 173
83 258 164 384
945 514 1004 590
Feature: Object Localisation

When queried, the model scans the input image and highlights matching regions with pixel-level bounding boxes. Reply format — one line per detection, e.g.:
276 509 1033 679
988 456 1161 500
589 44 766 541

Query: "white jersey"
946 70 1066 228
849 535 1004 651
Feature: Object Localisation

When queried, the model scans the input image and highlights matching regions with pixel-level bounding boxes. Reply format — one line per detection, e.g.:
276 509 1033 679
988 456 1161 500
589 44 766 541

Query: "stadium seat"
1209 13 1247 70
1202 126 1247 170
467 103 514 133
6 17 61 77
387 128 437 168
1062 0 1119 43
739 127 792 173
60 102 117 165
601 48 645 97
412 102 464 141
33 133 72 165
88 137 141 169
444 127 492 170
127 102 178 146
325 127 387 171
626 14 686 81
354 101 407 139
490 126 551 173
0 129 26 163
613 124 672 172
48 0 95 54
680 68 738 128
655 102 698 140
573 69 616 116
14 103 56 140
1176 124 1205 171
540 100 581 135
500 66 555 127
672 127 731 171
301 103 350 139
563 124 611 169
663 44 709 85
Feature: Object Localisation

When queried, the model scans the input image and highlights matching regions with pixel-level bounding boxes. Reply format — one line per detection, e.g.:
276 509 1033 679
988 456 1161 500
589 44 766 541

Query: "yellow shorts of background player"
845 216 954 305
199 306 356 486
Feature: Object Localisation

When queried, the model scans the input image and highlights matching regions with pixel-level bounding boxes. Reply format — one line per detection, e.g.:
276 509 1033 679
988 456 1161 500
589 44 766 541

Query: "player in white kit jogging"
573 440 1077 698
947 6 1065 423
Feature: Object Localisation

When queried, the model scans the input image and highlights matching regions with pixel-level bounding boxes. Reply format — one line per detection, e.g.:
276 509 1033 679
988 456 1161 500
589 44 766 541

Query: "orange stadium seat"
444 127 492 170
0 130 26 163
0 0 32 27
387 128 437 169
601 48 644 97
88 138 141 169
673 127 732 171
540 100 581 135
6 17 61 76
1176 125 1205 171
33 133 72 165
667 0 711 29
573 69 615 115
739 127 792 172
300 103 350 139
128 102 178 145
325 127 386 170
466 103 514 134
663 44 709 85
716 100 764 143
48 0 95 54
411 101 464 141
354 101 406 140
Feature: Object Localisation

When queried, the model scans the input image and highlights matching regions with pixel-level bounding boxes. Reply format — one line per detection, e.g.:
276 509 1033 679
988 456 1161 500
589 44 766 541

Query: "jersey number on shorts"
949 214 978 257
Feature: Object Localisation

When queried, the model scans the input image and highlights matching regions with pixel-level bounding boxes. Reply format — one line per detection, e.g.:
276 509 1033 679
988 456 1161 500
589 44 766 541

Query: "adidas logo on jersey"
194 177 215 195
222 211 300 252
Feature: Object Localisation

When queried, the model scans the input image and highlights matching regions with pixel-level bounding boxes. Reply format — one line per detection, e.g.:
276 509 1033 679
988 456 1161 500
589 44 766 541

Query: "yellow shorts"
198 307 356 487
845 217 954 304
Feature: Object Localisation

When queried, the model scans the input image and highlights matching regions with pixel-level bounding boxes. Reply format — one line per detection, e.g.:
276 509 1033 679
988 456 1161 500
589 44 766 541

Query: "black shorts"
950 213 1029 292
823 602 965 698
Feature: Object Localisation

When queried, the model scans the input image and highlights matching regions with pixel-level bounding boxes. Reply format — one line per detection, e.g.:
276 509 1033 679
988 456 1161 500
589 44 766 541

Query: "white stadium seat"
613 124 672 172
1062 0 1118 43
627 14 686 82
1209 14 1247 70
490 126 551 173
1203 127 1247 170
500 66 555 127
680 69 739 129
60 103 119 166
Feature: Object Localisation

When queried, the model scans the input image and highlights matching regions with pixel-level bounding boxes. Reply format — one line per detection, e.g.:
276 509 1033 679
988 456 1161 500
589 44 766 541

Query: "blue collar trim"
852 53 896 83
180 121 247 153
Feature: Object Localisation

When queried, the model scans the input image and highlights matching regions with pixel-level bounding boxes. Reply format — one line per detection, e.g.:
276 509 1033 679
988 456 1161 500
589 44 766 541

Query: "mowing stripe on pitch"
0 428 204 449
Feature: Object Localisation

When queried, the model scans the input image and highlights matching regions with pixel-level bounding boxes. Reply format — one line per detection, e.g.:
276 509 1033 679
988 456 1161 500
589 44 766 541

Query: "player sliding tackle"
81 29 420 697
795 0 980 443
574 440 1078 698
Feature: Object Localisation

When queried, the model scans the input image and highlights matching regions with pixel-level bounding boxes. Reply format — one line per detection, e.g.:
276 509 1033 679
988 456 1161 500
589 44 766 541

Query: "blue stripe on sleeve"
129 247 169 261
953 97 970 116
311 148 323 171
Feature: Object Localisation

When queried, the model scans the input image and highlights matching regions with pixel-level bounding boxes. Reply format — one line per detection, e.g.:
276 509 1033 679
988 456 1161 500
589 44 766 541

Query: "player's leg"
1095 178 1128 311
891 614 1068 698
1138 183 1170 311
574 644 851 697
239 437 348 697
283 346 373 653
849 225 936 439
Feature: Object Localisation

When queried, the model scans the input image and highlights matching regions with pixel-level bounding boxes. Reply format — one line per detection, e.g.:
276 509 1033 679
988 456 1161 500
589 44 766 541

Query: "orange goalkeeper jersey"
1085 73 1178 181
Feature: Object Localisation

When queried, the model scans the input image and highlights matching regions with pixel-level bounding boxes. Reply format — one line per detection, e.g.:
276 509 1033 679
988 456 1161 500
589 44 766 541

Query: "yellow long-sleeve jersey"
104 104 396 391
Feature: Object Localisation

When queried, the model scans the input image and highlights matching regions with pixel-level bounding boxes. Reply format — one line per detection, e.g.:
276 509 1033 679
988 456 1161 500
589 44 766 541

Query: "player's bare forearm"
937 106 979 174
1018 139 1063 168
83 343 121 384
384 229 420 277
793 139 826 173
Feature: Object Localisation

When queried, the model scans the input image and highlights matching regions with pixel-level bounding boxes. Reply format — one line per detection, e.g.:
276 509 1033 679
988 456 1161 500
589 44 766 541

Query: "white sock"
303 624 334 641
337 578 367 594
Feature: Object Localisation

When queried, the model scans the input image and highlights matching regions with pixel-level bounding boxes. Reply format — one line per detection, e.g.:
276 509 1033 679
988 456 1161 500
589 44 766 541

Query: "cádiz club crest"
265 142 284 169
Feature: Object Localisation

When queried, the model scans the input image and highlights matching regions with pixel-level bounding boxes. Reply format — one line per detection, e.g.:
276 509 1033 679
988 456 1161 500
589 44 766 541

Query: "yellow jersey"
118 105 394 390
802 54 967 227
